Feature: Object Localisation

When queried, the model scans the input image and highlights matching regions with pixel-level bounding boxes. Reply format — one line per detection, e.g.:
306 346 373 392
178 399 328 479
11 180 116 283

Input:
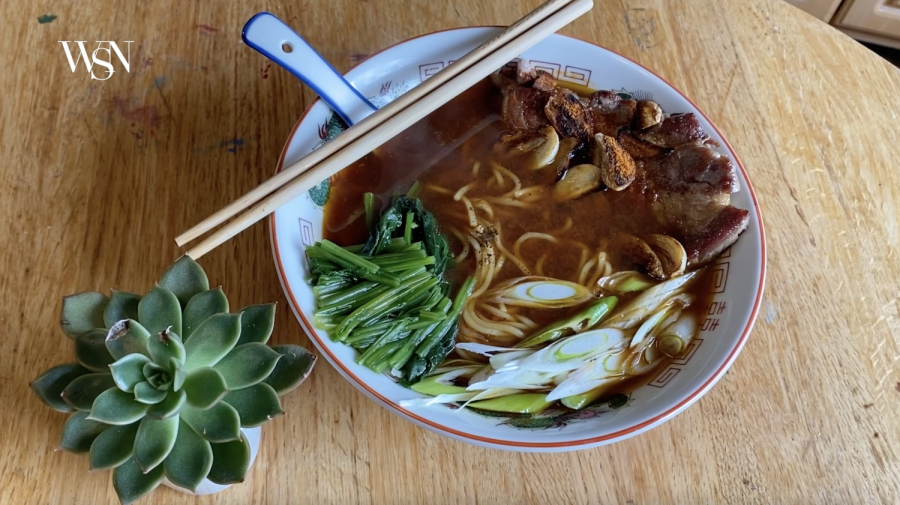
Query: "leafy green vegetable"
306 195 465 385
401 276 475 386
361 196 454 284
364 192 376 230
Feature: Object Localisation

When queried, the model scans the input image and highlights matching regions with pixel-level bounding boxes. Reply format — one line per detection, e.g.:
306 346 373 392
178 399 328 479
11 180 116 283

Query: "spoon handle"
242 12 378 125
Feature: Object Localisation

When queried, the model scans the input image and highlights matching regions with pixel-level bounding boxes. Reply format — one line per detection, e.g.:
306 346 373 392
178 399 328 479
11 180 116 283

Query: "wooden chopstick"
185 0 594 259
175 0 578 247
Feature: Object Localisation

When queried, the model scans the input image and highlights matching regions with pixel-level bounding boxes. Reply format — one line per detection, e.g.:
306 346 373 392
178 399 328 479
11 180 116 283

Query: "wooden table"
3 0 900 503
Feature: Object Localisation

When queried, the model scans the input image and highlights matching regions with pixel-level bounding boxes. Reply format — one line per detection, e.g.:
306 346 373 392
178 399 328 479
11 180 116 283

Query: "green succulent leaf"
113 456 164 505
60 411 108 453
183 313 242 371
74 329 115 372
223 383 284 427
183 368 228 409
103 291 141 329
183 288 229 339
133 415 178 473
163 420 213 491
264 345 317 395
143 361 166 377
138 286 182 336
159 256 210 308
60 291 108 339
110 354 151 393
170 357 186 391
146 388 186 420
106 320 151 360
90 422 139 470
30 363 91 412
60 373 117 411
207 433 251 485
235 304 276 346
213 343 281 390
179 402 241 443
133 382 168 404
147 373 167 389
88 388 150 425
147 328 186 366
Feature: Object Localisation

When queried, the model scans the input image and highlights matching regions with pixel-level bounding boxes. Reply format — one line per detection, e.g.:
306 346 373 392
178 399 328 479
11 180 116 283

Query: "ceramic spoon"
242 12 378 126
241 12 496 191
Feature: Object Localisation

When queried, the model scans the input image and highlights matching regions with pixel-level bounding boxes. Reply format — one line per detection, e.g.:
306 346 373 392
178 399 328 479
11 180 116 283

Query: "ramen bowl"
269 27 766 452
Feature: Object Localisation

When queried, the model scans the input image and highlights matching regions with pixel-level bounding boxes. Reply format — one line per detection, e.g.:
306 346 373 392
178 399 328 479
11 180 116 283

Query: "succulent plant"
31 256 316 504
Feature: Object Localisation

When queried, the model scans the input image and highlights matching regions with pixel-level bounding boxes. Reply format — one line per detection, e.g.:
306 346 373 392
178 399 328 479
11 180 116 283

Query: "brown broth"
322 77 718 410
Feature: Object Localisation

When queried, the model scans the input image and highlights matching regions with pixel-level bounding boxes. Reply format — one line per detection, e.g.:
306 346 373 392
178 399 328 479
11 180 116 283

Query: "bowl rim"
268 26 768 448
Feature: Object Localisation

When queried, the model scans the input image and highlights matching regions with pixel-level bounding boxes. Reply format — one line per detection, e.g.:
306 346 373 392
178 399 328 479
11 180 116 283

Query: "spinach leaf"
307 257 340 278
316 270 359 290
363 196 455 285
361 206 403 256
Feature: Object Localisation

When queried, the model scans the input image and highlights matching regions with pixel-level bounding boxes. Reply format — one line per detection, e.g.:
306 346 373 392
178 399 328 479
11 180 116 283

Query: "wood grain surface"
2 0 900 503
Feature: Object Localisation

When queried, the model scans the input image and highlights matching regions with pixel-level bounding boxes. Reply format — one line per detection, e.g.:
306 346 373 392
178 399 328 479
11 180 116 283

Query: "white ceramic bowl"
269 27 766 452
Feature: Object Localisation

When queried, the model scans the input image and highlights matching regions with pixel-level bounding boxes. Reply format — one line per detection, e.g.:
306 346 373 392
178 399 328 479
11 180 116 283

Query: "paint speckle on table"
143 58 153 67
196 24 218 35
261 62 271 79
153 76 167 89
221 138 245 154
764 302 777 324
163 55 209 72
37 14 57 24
110 96 162 134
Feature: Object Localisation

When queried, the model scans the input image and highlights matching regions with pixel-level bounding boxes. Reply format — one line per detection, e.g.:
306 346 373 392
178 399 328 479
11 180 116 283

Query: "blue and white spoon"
242 12 377 126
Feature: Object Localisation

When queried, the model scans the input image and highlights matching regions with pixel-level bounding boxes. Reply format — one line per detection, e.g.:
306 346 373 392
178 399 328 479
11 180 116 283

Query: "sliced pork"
636 113 708 148
617 129 671 160
681 206 750 266
644 143 739 196
488 66 749 268
641 143 748 266
586 91 636 137
500 86 550 130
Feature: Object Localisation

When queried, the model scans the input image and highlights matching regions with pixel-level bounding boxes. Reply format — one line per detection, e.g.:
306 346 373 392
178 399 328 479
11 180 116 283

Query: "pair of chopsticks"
177 0 594 259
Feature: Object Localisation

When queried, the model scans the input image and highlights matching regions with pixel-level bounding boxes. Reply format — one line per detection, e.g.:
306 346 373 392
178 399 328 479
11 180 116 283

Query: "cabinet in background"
785 0 900 50
834 0 900 49
784 0 844 21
